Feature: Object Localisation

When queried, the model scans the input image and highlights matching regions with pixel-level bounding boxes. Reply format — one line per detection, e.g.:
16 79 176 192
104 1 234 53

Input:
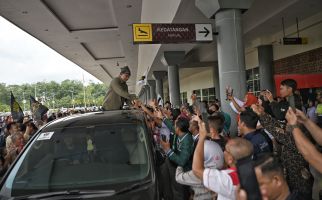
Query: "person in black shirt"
264 79 302 121
239 109 272 158
254 155 302 200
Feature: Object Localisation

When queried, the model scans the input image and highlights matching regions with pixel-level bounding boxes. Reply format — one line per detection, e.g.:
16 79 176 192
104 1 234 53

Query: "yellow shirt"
316 104 322 115
87 139 94 151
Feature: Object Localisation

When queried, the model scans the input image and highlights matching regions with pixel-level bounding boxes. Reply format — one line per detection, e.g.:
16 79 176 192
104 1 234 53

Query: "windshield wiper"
112 180 152 196
12 190 115 200
12 180 152 199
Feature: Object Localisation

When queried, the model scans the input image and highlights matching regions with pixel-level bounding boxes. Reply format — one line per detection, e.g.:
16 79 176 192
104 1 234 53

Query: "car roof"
42 110 146 130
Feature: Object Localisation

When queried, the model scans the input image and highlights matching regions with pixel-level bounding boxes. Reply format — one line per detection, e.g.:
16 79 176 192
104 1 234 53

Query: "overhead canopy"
0 0 321 94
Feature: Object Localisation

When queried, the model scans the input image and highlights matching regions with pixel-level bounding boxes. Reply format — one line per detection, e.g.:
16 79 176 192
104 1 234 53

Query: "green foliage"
0 80 107 112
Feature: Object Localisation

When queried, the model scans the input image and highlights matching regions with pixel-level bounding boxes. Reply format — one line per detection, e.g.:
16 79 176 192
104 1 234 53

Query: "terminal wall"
179 67 214 105
245 11 322 70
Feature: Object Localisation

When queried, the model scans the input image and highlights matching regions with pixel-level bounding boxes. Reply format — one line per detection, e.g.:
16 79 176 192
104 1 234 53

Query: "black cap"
120 66 131 76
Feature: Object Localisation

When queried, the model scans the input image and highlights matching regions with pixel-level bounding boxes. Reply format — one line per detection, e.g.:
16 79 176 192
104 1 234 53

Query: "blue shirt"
244 130 271 158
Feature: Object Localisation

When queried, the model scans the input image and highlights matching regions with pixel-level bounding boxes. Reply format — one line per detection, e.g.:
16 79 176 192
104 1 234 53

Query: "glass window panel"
246 69 252 81
209 96 215 102
247 81 254 92
208 88 215 96
194 89 201 96
6 124 149 196
254 80 260 91
253 67 259 79
183 92 187 99
202 89 208 96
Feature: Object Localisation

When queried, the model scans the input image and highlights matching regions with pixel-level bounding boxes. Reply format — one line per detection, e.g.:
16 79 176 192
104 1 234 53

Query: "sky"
0 16 101 85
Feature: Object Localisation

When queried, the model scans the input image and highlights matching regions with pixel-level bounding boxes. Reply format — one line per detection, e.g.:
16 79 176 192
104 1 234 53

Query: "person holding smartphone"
237 155 301 200
263 79 302 121
175 140 224 200
160 117 193 200
251 104 314 199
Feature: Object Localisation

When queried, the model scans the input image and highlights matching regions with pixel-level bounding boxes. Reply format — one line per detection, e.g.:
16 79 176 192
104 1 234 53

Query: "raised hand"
263 90 273 102
160 138 170 152
285 107 297 125
294 109 308 124
251 104 265 116
154 109 163 119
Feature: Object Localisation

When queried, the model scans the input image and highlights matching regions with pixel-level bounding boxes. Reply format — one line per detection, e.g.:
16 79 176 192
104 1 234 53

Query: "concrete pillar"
139 93 144 102
161 51 185 108
213 63 220 100
147 80 157 100
215 9 247 135
168 65 181 108
195 0 253 135
145 84 151 102
258 45 275 94
152 71 167 101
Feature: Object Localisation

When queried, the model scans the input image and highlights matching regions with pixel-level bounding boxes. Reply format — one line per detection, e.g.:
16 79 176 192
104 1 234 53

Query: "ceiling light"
126 5 132 8
22 11 28 14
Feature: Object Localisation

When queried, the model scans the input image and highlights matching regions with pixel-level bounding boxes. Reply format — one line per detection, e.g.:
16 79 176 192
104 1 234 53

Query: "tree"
0 80 108 112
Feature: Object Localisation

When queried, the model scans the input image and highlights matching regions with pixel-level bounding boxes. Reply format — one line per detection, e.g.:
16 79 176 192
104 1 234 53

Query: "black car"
0 110 160 199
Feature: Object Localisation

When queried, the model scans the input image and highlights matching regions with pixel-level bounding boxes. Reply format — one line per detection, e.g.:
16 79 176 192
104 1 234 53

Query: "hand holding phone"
226 86 233 101
264 90 273 102
288 95 296 112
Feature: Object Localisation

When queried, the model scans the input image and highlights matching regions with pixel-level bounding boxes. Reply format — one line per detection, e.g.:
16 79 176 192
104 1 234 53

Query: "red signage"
274 73 322 96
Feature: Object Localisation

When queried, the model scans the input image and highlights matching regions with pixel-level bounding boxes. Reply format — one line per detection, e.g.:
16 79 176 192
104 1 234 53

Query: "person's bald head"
224 138 253 166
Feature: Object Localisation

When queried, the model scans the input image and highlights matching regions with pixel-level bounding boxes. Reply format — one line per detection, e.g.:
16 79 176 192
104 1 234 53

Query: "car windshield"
1 123 150 197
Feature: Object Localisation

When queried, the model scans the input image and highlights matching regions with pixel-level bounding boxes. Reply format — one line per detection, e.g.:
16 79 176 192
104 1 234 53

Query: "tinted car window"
1 123 150 197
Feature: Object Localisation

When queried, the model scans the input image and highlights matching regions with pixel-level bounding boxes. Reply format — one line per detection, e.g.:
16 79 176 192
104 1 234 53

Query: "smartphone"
288 95 296 112
237 156 262 200
161 134 167 142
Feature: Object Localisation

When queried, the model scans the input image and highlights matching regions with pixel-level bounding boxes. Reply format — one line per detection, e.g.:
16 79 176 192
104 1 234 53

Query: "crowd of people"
0 109 86 176
1 74 322 200
130 78 322 200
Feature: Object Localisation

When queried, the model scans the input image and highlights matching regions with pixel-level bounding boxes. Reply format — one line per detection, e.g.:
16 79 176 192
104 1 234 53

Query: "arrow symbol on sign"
198 27 210 37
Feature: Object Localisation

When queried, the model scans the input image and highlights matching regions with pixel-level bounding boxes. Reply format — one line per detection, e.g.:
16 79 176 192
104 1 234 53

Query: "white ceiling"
0 0 321 94
0 0 141 93
145 0 322 83
243 0 322 46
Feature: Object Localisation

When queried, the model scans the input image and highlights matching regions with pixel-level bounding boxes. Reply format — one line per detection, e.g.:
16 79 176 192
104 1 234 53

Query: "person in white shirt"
175 140 224 200
193 119 253 200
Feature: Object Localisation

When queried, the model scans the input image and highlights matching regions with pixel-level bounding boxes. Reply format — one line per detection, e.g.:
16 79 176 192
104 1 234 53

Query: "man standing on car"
102 66 137 110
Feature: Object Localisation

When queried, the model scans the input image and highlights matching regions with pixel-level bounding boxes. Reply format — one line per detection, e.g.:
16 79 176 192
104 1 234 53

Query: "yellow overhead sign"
133 24 152 42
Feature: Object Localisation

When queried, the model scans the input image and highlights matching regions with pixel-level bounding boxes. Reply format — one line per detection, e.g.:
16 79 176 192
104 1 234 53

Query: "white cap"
204 140 224 169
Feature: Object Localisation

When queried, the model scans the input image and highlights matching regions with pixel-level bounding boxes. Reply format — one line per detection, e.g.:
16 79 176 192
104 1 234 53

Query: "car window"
1 123 150 197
